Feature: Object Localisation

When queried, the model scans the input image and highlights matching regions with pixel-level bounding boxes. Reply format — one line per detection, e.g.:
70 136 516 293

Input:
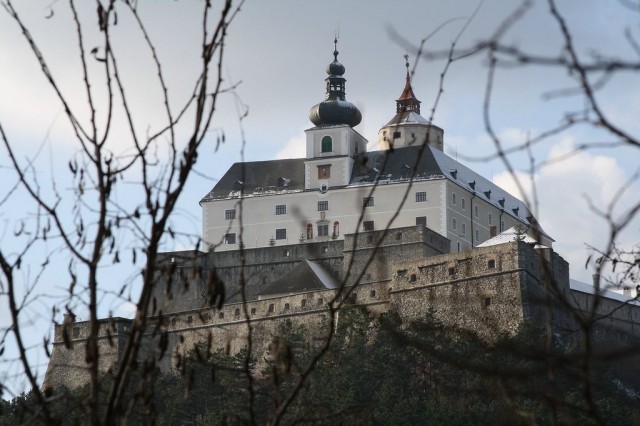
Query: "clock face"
318 165 330 179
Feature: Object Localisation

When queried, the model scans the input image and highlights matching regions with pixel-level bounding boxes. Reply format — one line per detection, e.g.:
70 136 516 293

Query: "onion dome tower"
308 38 362 127
378 55 444 151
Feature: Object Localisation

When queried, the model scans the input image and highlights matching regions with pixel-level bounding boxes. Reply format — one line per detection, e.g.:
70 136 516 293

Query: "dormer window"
321 136 333 153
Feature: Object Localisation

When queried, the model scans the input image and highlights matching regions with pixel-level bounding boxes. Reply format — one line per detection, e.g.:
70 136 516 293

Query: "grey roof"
258 260 339 297
384 111 431 126
476 226 545 248
201 158 306 201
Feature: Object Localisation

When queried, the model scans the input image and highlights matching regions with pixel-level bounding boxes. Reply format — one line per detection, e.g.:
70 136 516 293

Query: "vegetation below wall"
2 308 640 425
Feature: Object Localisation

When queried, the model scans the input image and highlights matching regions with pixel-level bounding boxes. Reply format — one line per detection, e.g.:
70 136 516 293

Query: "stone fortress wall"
43 227 640 390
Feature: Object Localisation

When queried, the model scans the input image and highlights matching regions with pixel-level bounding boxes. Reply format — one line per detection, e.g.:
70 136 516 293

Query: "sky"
1 0 639 393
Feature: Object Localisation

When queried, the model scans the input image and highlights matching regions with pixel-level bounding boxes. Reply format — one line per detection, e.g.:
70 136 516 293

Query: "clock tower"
305 39 367 191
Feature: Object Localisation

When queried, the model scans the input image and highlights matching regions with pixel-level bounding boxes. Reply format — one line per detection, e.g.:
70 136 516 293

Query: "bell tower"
304 39 367 191
378 56 444 151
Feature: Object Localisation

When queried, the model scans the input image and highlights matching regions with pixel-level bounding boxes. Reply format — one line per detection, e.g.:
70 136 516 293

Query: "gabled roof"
477 226 545 248
258 259 340 297
201 158 305 202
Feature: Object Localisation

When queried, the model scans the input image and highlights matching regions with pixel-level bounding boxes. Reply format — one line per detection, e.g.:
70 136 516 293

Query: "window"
318 165 331 179
268 304 274 313
457 242 461 252
333 221 340 237
363 220 374 231
73 327 80 337
275 204 286 215
317 298 323 306
370 290 376 298
501 220 505 232
416 216 427 227
490 226 497 237
475 229 480 241
235 308 240 317
306 223 313 240
284 303 290 310
301 299 307 308
250 308 256 315
488 259 496 269
452 218 457 230
224 233 236 245
488 213 493 225
318 201 329 211
363 197 374 207
218 312 224 319
318 223 329 237
415 191 427 202
393 131 401 139
461 198 466 210
187 315 193 324
275 228 286 240
448 267 455 276
224 209 236 220
484 297 491 307
474 205 479 217
462 223 466 235
452 193 457 205
321 135 332 152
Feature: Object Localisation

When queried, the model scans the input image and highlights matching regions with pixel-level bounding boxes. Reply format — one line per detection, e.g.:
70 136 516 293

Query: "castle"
43 42 640 390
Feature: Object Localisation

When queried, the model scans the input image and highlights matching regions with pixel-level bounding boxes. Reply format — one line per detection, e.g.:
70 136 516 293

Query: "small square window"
393 131 401 139
275 205 286 215
318 201 329 211
251 308 256 315
284 303 290 310
275 228 287 240
224 233 236 245
363 220 374 231
415 191 427 202
488 259 496 269
317 298 324 306
416 216 427 227
370 290 376 297
448 267 455 276
318 224 329 237
363 197 374 207
218 312 224 319
225 209 236 220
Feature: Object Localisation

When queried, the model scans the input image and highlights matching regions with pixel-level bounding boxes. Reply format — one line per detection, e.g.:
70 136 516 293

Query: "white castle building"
200 41 553 253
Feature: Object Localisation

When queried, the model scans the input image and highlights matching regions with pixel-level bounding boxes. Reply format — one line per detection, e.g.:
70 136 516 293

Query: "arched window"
333 221 340 237
321 136 332 153
306 223 313 240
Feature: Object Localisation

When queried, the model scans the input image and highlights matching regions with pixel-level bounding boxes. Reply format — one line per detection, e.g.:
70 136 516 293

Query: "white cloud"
493 138 639 285
275 134 306 159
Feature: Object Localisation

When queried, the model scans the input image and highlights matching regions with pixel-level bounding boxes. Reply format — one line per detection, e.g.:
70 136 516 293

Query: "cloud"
493 138 639 285
275 134 306 160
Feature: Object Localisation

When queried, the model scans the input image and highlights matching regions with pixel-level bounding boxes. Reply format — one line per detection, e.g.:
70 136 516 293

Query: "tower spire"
396 55 421 114
308 39 362 127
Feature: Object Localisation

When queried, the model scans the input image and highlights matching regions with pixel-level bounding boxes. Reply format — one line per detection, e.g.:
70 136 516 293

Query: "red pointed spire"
396 55 421 114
